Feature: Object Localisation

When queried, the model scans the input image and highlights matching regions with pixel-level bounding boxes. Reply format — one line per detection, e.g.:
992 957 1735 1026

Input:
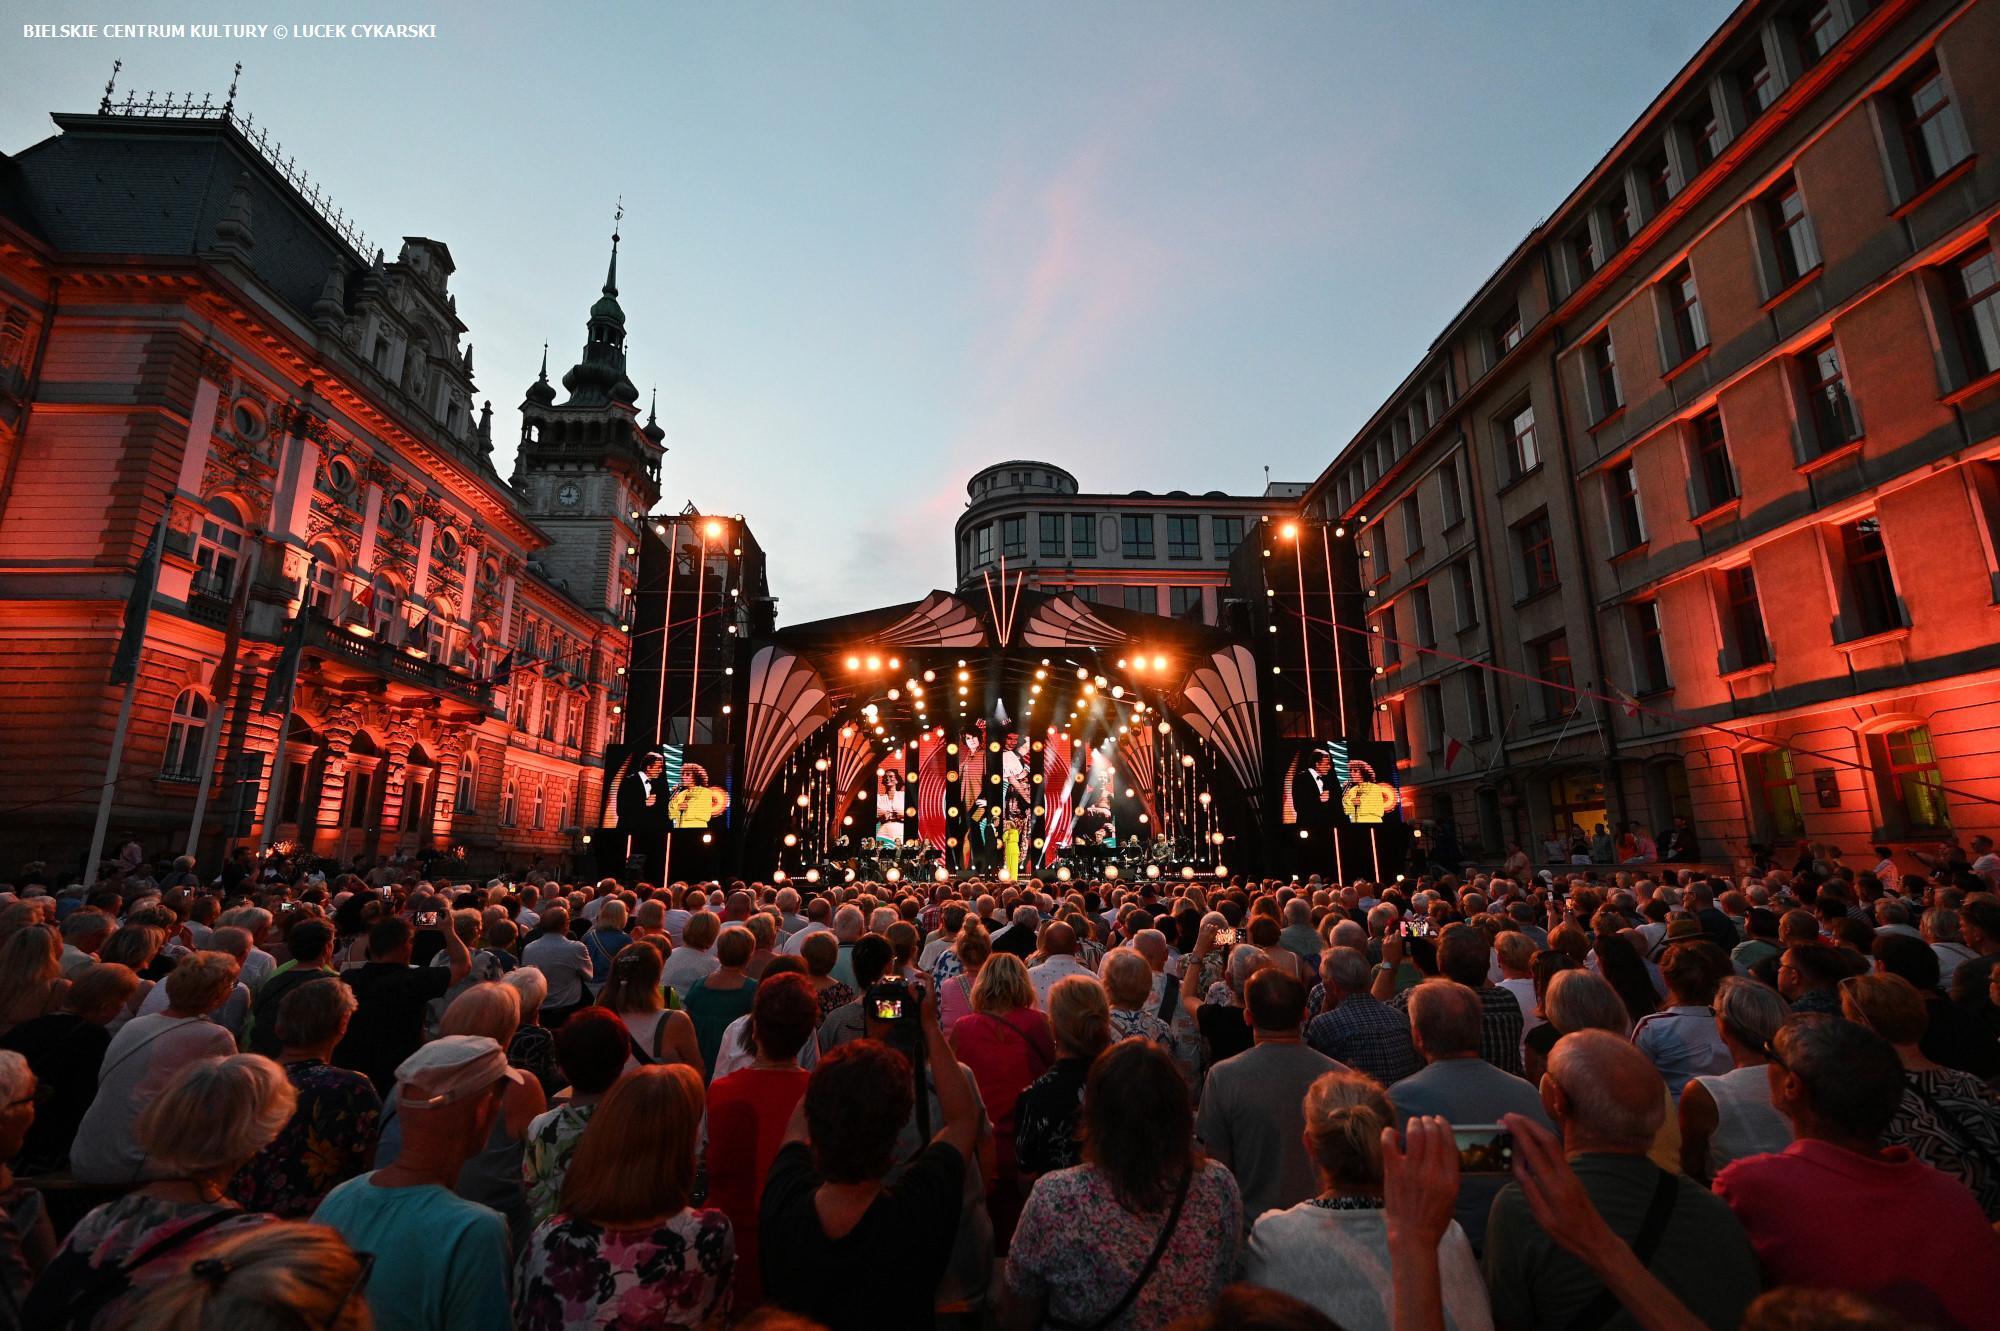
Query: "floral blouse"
511 1023 566 1099
230 1059 381 1218
815 982 855 1024
523 1102 596 1228
1013 1056 1091 1177
515 1208 734 1330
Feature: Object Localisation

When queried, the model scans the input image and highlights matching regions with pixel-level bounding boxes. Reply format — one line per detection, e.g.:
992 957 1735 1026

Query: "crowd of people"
0 837 1994 1330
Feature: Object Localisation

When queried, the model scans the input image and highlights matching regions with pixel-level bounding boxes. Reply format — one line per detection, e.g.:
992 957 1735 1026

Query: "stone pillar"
375 709 421 855
431 725 469 847
310 701 367 855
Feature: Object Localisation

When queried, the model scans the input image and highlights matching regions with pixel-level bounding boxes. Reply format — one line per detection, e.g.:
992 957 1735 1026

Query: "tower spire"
604 197 623 297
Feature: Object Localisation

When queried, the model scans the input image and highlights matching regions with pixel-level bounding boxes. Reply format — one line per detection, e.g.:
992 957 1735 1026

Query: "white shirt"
710 1012 820 1082
1974 853 2000 889
522 931 593 1008
1026 954 1094 1007
659 945 719 999
138 980 251 1037
777 921 833 956
239 947 277 993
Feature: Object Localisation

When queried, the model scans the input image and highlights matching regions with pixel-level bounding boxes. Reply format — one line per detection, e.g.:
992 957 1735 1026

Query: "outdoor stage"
599 570 1414 885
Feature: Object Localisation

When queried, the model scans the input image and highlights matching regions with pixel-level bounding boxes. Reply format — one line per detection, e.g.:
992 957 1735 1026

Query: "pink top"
940 972 978 1034
949 1007 1055 1169
1715 1139 2000 1330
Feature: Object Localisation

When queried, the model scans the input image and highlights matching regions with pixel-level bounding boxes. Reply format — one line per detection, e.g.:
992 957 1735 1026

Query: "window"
369 577 402 640
1587 334 1622 419
1946 245 2000 381
1462 669 1491 739
532 783 545 831
1764 176 1820 288
193 499 246 598
1898 60 1971 190
1502 402 1540 476
1736 49 1778 122
1213 516 1247 559
1644 152 1675 216
1070 514 1097 558
568 698 584 748
1608 195 1635 250
1689 410 1738 513
1875 725 1950 832
1746 748 1805 838
1121 585 1157 614
279 759 308 824
502 777 517 827
425 610 448 661
1663 264 1708 362
458 753 478 813
1531 633 1575 718
1421 684 1446 756
1449 560 1479 631
1166 515 1201 560
1515 512 1559 597
162 689 209 781
1801 340 1860 454
1607 459 1646 551
1720 565 1772 670
1368 529 1389 581
1401 499 1423 556
305 546 341 615
1377 606 1400 667
347 770 373 829
1413 584 1436 648
1169 586 1204 620
1001 516 1025 560
1039 514 1065 558
1570 227 1599 282
1836 516 1903 639
1628 600 1670 692
1684 104 1724 172
973 524 993 567
1120 515 1154 560
1492 307 1523 363
1793 0 1841 68
1438 456 1465 528
1074 584 1100 603
1387 696 1410 761
541 691 559 740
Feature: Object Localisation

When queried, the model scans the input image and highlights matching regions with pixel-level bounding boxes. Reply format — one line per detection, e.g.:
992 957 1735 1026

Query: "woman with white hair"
500 966 564 1097
26 1054 295 1326
1680 976 1792 1182
0 1049 50 1313
70 952 241 1184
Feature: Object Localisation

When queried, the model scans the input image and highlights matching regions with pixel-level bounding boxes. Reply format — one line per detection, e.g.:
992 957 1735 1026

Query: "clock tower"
514 218 665 624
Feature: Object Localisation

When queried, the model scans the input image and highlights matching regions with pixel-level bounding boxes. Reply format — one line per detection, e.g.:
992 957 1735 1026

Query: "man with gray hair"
1306 947 1420 1085
1485 1030 1760 1327
58 909 113 979
1387 980 1549 1250
828 904 867 987
990 902 1040 959
1131 928 1202 1083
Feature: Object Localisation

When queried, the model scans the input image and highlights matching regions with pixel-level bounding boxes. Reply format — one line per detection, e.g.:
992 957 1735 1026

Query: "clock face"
556 482 581 508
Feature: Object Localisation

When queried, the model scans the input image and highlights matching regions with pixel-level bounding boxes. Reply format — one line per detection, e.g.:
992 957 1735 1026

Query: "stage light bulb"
704 519 724 539
1182 865 1196 879
815 757 829 771
1275 703 1285 712
1272 665 1282 674
1104 865 1119 879
934 868 949 882
1076 667 1088 680
721 704 731 714
888 689 900 700
1161 721 1172 734
1211 831 1226 845
867 655 882 669
610 704 622 715
845 869 856 882
997 868 1013 883
1267 588 1276 597
654 522 667 535
956 669 969 682
888 657 900 670
784 833 799 846
773 869 787 882
1152 655 1165 671
1199 792 1212 806
1031 684 1041 695
1299 829 1309 840
1269 625 1278 633
1147 864 1161 879
796 794 809 807
1281 522 1298 539
923 669 936 682
1083 683 1095 696
1213 864 1227 877
1334 526 1346 537
843 815 854 825
846 656 861 670
1123 787 1135 798
1057 867 1071 882
806 869 820 883
1117 658 1128 669
1137 812 1149 823
885 867 901 882
946 743 958 755
702 833 713 844
957 659 967 667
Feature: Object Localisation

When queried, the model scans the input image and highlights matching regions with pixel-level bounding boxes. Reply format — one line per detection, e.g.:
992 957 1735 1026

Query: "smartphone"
1399 919 1435 938
1214 927 1238 947
1452 1125 1516 1174
415 910 443 929
871 996 905 1021
278 902 298 914
379 886 394 899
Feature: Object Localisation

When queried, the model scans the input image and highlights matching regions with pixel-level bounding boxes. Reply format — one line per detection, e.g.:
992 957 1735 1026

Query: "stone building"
0 92 654 872
1302 0 2000 865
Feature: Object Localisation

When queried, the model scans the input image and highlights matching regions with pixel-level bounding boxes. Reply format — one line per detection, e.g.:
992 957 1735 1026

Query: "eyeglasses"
325 1250 375 1329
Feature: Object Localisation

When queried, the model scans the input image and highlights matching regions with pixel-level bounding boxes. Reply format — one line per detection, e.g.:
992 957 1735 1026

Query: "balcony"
305 614 494 710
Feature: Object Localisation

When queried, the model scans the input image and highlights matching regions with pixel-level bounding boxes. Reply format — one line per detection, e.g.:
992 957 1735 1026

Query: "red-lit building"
1302 0 2000 866
0 93 656 873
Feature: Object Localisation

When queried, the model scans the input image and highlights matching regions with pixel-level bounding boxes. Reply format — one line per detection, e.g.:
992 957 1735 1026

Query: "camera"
1213 927 1238 947
278 902 298 914
415 909 444 929
1451 1125 1516 1174
866 978 920 1025
1399 918 1435 938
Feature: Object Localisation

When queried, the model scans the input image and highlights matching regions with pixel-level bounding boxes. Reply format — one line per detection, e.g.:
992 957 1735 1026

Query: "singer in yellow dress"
667 762 730 829
1339 760 1398 825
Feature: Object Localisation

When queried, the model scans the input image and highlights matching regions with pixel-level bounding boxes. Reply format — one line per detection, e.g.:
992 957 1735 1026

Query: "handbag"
1048 1166 1194 1331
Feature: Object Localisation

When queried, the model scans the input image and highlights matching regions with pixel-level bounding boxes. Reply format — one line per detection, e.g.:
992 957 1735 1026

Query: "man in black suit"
1292 749 1336 829
966 801 999 873
615 751 667 862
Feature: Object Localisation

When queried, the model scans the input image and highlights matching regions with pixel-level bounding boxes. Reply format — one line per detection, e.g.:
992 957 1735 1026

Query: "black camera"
866 978 920 1025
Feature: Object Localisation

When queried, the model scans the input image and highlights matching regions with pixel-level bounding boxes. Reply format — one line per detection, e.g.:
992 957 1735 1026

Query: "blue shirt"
313 1174 511 1331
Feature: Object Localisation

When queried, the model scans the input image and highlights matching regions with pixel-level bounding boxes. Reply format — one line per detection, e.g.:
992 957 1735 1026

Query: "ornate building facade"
0 93 655 871
1302 0 2000 865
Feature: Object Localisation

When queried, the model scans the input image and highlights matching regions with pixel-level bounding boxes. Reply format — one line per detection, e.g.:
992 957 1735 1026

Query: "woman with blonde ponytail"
118 1221 372 1331
1013 974 1113 1179
1243 1068 1493 1331
598 943 701 1074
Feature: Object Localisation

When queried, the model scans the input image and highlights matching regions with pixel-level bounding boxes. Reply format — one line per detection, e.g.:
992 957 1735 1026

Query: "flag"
260 605 310 715
487 649 515 689
1610 684 1642 719
208 566 253 703
108 518 169 686
1442 736 1465 771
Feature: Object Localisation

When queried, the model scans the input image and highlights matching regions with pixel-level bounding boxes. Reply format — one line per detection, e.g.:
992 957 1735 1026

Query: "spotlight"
702 833 713 844
867 655 882 669
814 757 829 771
1334 525 1346 537
806 868 820 883
957 669 970 682
784 833 798 846
1281 521 1299 539
845 869 856 882
997 868 1013 883
924 669 936 682
888 657 901 670
1104 865 1119 879
1146 864 1161 879
1211 831 1226 845
1213 864 1228 877
773 869 787 882
1182 865 1196 879
847 656 861 670
704 519 724 539
885 867 901 882
1182 754 1196 767
934 867 950 882
796 794 810 808
1056 866 1071 882
1076 667 1089 680
1199 792 1212 806
1152 655 1166 671
1110 686 1123 699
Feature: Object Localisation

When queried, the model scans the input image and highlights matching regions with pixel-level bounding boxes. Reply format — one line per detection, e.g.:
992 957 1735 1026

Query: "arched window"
1871 724 1950 834
531 782 546 830
370 575 402 640
501 777 518 827
1742 747 1804 841
305 543 342 616
162 688 210 781
426 597 452 660
194 498 247 596
456 752 478 813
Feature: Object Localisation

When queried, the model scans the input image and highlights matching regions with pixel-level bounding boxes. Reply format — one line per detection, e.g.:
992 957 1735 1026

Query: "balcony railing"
305 614 494 710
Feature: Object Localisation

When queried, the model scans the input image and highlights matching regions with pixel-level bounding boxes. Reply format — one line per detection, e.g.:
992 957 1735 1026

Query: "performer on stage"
1340 758 1398 825
875 768 907 845
1292 749 1336 829
1000 734 1032 820
667 761 730 829
615 750 668 866
966 801 999 872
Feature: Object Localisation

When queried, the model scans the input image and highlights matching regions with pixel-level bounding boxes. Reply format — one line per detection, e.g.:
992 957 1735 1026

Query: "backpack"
22 1208 239 1330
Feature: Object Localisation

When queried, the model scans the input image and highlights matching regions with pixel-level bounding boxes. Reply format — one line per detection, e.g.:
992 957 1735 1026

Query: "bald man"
1026 921 1091 1007
1484 1031 1759 1329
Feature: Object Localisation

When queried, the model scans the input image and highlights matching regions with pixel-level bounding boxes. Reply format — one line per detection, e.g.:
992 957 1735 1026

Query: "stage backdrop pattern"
1020 594 1127 650
877 592 990 648
739 646 832 821
1122 724 1159 833
833 722 875 823
918 732 948 850
1176 644 1263 822
1042 735 1078 867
